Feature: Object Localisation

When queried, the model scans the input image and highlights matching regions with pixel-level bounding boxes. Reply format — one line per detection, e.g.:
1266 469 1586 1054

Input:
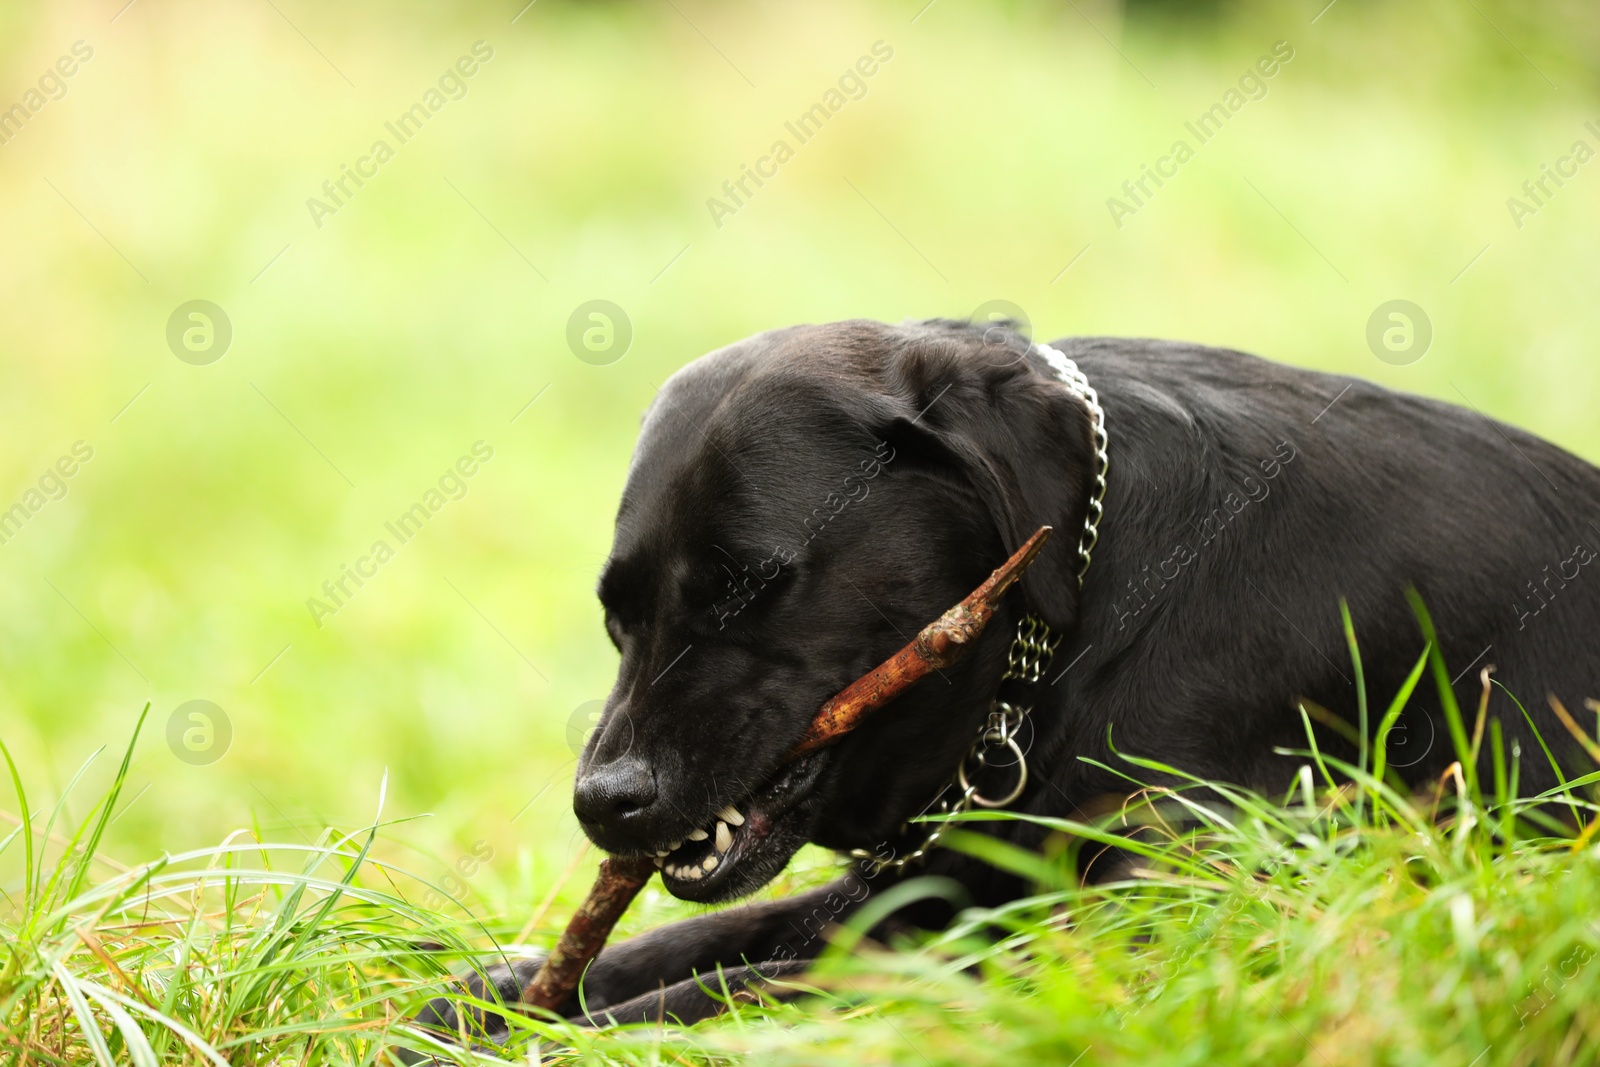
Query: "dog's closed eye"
603 612 627 651
597 559 653 649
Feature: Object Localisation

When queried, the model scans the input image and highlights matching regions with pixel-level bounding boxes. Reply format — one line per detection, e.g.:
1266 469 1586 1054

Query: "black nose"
573 756 658 830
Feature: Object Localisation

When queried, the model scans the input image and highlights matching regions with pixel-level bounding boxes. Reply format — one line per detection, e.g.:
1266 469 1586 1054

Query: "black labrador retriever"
414 317 1600 1043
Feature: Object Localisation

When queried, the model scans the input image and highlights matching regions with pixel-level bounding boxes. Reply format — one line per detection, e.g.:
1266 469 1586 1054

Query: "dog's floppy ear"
875 323 1096 632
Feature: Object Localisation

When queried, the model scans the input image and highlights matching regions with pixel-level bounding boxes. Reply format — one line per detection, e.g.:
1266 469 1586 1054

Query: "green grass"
3 0 1599 886
7 601 1600 1066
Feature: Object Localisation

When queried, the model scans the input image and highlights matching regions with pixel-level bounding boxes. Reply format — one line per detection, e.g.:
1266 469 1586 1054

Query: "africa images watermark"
305 41 495 229
769 695 1046 962
166 300 233 365
566 299 632 366
710 439 896 630
166 700 232 766
773 868 873 960
420 838 495 912
1107 40 1295 229
306 441 495 626
1512 537 1596 631
1366 299 1433 366
1111 438 1300 631
1515 926 1600 1030
1505 119 1600 230
706 40 895 228
1 441 94 547
0 40 94 148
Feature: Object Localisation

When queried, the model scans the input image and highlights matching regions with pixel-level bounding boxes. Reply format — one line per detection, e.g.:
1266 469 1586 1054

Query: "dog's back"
1055 336 1600 797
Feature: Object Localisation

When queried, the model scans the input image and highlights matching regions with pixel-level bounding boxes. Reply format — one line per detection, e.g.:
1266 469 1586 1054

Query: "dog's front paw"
397 955 552 1061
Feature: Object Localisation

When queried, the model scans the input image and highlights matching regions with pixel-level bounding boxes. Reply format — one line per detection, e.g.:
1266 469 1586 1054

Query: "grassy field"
2 0 1599 1062
10 618 1600 1065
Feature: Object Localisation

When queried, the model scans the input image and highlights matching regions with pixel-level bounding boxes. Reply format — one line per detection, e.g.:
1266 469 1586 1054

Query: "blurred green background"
2 0 1597 925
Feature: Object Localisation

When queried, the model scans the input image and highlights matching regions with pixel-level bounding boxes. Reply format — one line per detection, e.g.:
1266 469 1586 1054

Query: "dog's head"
577 319 1096 901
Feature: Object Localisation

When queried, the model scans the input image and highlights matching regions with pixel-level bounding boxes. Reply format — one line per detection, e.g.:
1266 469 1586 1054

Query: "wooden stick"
788 525 1053 758
521 524 1054 1014
521 853 656 1012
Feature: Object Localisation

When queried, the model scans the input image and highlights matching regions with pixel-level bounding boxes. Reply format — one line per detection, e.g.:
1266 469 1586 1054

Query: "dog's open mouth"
647 751 828 902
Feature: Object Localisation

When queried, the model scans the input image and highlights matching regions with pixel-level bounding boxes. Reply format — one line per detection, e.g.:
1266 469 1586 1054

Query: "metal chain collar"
849 344 1109 876
1033 342 1112 586
849 615 1062 874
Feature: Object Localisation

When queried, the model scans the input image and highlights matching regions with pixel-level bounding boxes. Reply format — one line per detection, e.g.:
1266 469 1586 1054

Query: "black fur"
408 319 1600 1051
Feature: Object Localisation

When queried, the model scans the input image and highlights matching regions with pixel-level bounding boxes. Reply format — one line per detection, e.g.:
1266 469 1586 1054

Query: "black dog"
415 318 1600 1043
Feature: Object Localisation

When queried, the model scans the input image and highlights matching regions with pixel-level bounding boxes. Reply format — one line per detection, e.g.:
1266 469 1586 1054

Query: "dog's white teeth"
684 865 703 880
715 821 733 853
666 839 683 852
653 856 664 868
702 853 719 871
687 827 709 841
718 805 745 827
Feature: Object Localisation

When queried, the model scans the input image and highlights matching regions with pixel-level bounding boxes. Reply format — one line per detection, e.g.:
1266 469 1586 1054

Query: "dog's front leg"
570 871 877 1022
409 874 872 1045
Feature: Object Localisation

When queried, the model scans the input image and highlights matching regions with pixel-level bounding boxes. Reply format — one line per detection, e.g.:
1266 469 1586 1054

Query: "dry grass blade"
1547 694 1600 766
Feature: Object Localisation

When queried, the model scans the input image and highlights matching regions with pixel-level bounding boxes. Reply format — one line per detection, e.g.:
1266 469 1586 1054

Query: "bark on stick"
521 854 656 1013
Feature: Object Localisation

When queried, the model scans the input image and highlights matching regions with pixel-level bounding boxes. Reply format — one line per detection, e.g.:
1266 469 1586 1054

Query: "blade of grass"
81 983 234 1067
78 979 160 1067
1340 599 1371 823
65 704 150 904
0 736 35 918
938 829 1072 890
51 962 116 1067
1405 590 1476 798
1547 694 1600 767
1372 643 1432 798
